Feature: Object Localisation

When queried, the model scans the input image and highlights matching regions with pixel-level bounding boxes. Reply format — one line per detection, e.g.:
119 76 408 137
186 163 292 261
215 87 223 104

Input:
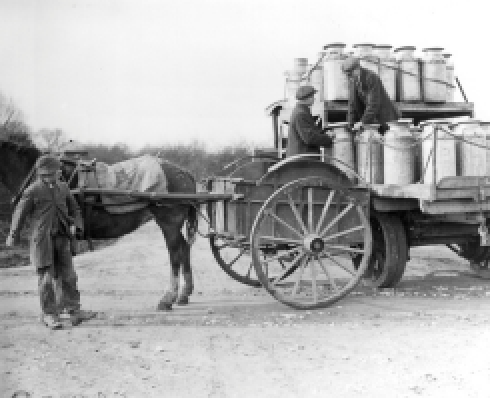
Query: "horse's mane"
0 137 40 158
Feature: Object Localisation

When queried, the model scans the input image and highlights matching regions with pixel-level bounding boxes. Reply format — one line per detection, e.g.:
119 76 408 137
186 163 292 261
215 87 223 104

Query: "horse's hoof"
157 302 173 311
176 296 189 305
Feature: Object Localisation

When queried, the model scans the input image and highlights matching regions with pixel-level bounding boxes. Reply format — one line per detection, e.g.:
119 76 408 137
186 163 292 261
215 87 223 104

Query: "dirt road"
1 221 490 398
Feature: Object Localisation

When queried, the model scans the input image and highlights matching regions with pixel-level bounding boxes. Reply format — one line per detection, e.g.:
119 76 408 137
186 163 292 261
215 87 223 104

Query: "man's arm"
360 74 382 124
347 78 358 127
296 112 333 148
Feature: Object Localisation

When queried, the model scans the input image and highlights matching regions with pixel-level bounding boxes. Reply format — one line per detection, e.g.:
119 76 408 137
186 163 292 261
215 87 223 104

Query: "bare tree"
0 91 31 143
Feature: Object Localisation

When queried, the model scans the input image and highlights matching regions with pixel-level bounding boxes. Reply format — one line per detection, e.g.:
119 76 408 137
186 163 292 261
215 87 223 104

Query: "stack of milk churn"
283 44 456 108
281 44 488 185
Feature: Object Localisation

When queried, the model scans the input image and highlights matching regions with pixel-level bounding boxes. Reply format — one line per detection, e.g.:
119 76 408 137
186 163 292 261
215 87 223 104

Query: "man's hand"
353 121 364 131
5 234 16 247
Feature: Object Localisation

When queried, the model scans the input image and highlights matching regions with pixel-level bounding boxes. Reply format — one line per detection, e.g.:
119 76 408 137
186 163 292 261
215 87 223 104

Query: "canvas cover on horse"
78 154 167 213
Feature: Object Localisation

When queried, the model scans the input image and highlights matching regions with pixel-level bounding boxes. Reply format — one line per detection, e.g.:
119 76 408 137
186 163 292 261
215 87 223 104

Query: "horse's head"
0 139 41 193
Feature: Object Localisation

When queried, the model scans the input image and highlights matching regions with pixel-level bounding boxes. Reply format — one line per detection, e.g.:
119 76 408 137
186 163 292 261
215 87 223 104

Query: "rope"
286 55 456 89
438 126 490 150
352 126 490 151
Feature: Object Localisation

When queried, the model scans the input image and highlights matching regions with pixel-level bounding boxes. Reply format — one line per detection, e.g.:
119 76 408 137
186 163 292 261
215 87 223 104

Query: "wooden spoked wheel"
250 177 372 310
447 242 490 279
210 235 261 287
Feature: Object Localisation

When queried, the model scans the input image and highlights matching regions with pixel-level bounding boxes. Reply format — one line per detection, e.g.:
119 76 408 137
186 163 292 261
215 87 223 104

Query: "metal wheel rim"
209 235 261 287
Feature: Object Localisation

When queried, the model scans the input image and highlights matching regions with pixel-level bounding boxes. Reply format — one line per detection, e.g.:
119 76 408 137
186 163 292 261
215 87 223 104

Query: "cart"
201 99 490 310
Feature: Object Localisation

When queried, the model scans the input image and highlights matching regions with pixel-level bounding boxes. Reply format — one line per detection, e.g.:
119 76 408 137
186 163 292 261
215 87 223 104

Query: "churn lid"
394 46 416 52
422 47 444 52
353 43 375 48
323 42 346 49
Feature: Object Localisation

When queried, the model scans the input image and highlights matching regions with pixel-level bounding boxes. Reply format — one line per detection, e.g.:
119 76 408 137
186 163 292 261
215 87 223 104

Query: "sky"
0 0 488 151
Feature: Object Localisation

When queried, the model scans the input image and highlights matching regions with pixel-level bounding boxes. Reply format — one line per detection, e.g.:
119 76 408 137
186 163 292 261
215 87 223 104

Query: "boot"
41 314 62 330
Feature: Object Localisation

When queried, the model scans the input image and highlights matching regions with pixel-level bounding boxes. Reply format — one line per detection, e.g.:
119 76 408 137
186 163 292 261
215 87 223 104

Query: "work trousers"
36 235 81 315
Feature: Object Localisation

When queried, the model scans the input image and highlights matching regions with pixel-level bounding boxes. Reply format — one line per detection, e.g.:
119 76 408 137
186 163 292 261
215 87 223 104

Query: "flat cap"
341 57 361 73
296 85 317 100
35 154 61 175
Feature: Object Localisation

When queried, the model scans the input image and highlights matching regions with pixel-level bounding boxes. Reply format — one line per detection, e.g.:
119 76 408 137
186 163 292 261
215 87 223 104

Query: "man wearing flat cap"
342 57 400 134
286 85 333 157
6 154 96 329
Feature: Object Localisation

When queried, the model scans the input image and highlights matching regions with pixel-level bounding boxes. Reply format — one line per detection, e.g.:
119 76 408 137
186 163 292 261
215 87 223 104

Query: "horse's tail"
185 204 198 246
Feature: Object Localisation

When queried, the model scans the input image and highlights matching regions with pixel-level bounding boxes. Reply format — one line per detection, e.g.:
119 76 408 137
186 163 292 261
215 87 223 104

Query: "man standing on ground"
342 57 400 134
5 154 96 329
287 85 333 157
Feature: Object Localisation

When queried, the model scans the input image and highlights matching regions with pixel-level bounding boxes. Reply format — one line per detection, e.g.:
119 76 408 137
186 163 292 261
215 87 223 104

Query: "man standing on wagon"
342 57 400 134
5 154 96 329
287 85 333 157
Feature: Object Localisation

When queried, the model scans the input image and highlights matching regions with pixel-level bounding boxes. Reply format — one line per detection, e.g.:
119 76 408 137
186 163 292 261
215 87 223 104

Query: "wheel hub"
303 235 325 254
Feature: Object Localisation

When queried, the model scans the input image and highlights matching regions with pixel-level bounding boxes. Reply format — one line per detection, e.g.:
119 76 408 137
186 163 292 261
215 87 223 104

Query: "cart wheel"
210 235 261 287
250 176 372 310
447 242 490 279
390 215 408 286
353 213 407 288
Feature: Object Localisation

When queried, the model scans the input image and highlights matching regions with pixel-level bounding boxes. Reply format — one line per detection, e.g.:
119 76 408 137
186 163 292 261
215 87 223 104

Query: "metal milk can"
452 120 487 177
394 46 421 102
357 124 383 184
323 43 349 101
384 119 416 184
419 119 457 184
353 43 379 75
421 47 447 103
374 44 396 101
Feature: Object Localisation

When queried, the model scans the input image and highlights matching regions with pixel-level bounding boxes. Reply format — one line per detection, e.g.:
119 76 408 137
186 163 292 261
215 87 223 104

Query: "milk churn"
443 53 455 102
452 120 486 177
323 43 349 101
419 119 457 184
309 52 325 103
394 46 421 102
374 44 396 100
293 58 308 75
284 70 301 107
479 121 490 176
353 43 379 75
384 120 416 184
284 58 309 108
357 124 383 184
421 48 447 103
330 122 356 171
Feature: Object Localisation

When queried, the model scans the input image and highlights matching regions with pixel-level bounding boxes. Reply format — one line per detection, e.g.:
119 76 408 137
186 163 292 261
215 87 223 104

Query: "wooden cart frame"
202 99 489 310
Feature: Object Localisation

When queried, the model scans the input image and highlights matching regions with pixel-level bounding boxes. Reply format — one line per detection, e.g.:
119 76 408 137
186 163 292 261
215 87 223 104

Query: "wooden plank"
420 200 490 214
370 184 432 200
371 183 490 201
438 176 490 189
71 188 237 202
321 101 474 113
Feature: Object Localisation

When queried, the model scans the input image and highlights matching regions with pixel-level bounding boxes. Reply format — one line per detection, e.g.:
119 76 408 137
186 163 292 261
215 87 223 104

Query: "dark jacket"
287 103 332 157
347 68 400 127
9 178 82 269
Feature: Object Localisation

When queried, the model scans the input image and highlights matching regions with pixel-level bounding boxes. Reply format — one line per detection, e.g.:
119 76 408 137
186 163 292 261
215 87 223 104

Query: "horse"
0 139 198 311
